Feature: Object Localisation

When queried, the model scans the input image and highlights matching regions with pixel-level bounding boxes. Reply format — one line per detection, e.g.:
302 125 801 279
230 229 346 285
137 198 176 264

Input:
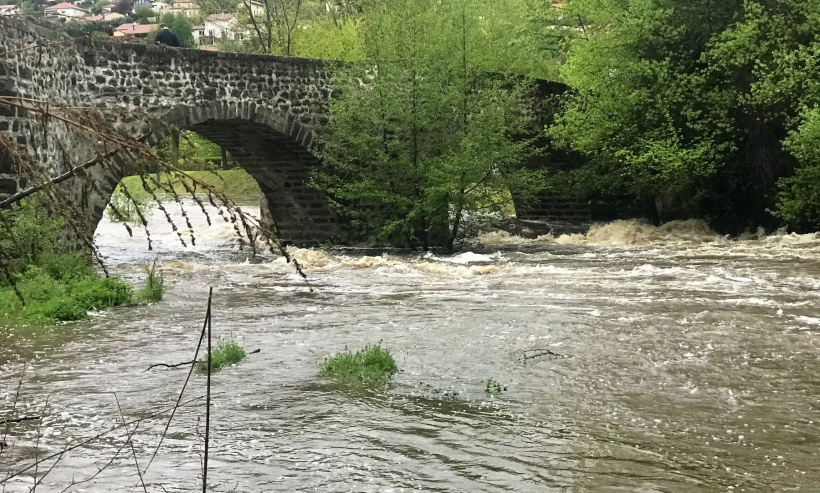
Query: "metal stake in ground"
203 286 213 493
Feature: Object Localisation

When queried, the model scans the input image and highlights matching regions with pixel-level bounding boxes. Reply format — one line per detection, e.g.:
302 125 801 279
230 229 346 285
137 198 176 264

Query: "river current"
1 201 819 491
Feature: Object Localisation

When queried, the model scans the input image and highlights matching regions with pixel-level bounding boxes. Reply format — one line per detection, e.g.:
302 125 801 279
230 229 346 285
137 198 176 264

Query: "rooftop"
115 22 158 35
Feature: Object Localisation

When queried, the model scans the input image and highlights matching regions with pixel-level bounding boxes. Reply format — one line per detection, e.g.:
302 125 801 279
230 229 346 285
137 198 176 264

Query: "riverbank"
118 168 261 201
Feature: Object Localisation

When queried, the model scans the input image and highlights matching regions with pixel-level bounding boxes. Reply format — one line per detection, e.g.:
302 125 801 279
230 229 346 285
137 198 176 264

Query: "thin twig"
0 396 205 485
113 393 148 493
136 290 211 486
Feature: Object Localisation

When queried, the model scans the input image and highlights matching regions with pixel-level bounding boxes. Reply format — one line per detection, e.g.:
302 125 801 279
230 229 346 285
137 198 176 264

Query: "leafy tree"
196 0 239 17
315 0 542 250
92 0 110 13
157 13 196 47
547 0 820 232
62 19 122 37
112 0 133 14
133 4 155 23
240 0 306 55
293 18 364 61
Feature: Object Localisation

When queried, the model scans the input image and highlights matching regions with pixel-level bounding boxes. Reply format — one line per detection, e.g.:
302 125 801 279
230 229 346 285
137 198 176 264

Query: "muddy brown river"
1 202 819 491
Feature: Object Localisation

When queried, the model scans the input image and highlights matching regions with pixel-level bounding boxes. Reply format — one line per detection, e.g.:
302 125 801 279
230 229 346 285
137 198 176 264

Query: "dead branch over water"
0 92 310 283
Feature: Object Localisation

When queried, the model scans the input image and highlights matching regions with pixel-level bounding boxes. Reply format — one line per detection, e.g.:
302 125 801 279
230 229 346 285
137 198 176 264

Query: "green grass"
0 196 167 329
319 344 398 387
0 265 134 325
196 341 247 372
137 261 165 302
485 379 506 396
118 169 261 202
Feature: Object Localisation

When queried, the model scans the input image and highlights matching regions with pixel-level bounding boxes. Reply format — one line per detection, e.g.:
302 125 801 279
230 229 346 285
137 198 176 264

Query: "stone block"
0 177 17 194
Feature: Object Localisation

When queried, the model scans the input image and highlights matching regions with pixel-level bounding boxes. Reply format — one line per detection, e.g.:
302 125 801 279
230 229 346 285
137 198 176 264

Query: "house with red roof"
114 22 158 39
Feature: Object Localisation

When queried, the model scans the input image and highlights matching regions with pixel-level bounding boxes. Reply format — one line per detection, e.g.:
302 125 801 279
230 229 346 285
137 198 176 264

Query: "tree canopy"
547 0 820 232
314 0 544 249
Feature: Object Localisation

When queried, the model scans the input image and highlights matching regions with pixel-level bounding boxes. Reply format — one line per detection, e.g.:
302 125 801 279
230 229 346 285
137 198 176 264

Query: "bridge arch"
93 101 339 247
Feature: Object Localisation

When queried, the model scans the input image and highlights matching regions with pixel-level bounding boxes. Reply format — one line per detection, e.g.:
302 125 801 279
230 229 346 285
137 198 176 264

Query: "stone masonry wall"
0 18 338 245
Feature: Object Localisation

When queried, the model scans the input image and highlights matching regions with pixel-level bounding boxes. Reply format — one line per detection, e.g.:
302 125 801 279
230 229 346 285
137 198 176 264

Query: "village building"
166 0 199 18
204 13 246 42
83 11 125 21
44 2 91 20
113 22 157 39
0 4 22 16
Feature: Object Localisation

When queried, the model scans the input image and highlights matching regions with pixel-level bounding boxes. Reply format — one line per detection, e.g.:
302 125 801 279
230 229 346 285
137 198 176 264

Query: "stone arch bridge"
0 19 583 246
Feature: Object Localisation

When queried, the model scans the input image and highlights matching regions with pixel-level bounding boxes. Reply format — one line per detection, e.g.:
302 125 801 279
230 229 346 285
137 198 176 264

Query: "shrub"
137 261 165 302
485 379 506 396
69 277 134 310
196 341 246 372
319 344 398 387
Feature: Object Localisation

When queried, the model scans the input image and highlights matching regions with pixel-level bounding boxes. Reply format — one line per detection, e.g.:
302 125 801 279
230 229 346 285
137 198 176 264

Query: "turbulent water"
1 201 819 492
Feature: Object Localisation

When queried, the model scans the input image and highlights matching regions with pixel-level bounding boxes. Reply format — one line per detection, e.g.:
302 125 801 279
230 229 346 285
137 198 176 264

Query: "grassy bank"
118 169 261 201
0 197 165 327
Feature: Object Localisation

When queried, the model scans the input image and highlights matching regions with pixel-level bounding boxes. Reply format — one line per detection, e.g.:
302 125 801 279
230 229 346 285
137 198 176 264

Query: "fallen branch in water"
145 348 260 371
519 348 563 364
145 360 195 371
0 416 41 425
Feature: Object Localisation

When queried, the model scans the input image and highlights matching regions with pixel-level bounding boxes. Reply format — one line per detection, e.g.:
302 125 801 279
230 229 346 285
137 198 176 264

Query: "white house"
204 13 245 41
192 23 205 44
167 0 199 17
44 2 91 20
0 4 22 16
246 0 265 17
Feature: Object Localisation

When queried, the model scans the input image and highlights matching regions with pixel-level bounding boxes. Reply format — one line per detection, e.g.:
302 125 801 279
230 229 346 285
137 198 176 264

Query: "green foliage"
154 130 224 170
118 169 261 200
0 196 66 270
93 0 110 13
133 4 155 23
107 183 153 223
485 378 505 395
196 341 246 372
773 109 820 230
196 0 238 17
0 196 154 327
62 20 121 38
1 265 134 324
157 13 196 48
549 0 820 232
112 0 133 15
137 261 165 302
295 18 365 62
315 0 544 250
319 344 398 387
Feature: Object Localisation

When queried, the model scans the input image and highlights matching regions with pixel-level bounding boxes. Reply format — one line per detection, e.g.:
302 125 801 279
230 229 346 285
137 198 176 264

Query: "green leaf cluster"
549 0 820 232
0 197 159 326
315 0 545 249
196 341 246 372
319 343 398 387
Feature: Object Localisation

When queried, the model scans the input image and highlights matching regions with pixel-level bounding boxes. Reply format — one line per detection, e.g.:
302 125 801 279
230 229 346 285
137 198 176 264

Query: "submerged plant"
137 260 165 302
196 341 246 372
485 379 506 396
319 344 398 387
